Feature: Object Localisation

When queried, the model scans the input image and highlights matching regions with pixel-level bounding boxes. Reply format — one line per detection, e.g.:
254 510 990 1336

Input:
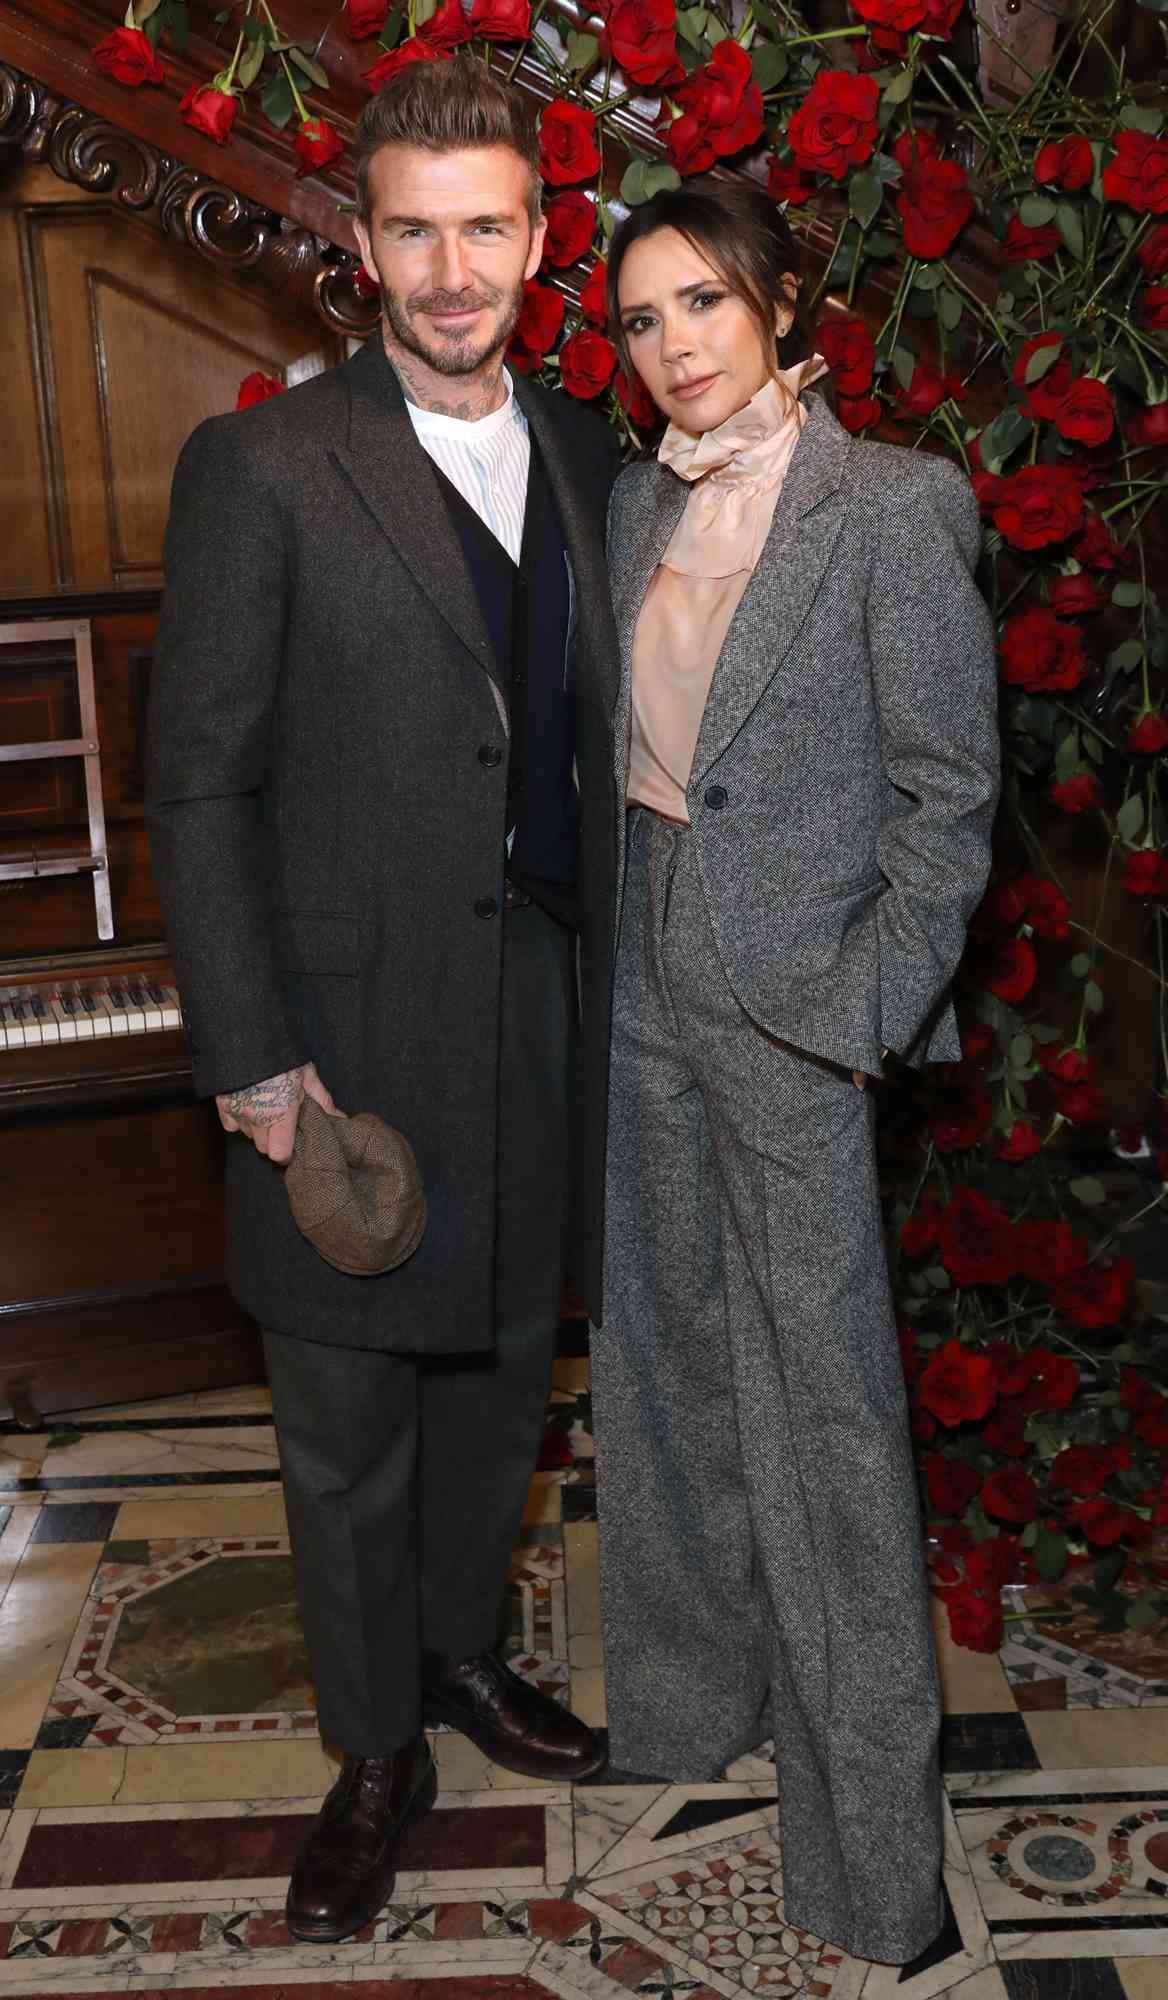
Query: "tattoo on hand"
222 1066 305 1126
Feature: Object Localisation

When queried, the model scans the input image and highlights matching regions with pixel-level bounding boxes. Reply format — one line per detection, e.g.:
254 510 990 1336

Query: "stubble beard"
380 275 526 381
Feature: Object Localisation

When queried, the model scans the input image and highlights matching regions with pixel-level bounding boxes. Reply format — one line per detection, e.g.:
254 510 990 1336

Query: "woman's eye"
623 315 653 336
694 290 725 311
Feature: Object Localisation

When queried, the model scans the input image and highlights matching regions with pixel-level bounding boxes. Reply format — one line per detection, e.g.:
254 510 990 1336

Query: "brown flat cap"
285 1096 426 1276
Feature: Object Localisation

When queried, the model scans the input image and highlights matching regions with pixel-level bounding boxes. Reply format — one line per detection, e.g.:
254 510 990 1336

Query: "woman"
592 178 999 1966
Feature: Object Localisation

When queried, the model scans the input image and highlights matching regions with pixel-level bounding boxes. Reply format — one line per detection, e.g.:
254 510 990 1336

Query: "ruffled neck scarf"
656 354 829 578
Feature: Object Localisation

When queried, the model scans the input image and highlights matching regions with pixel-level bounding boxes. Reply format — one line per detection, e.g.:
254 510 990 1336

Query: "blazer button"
474 896 498 920
478 743 503 768
704 784 728 810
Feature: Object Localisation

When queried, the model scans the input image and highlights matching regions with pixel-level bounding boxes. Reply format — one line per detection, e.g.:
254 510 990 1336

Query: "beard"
379 274 526 378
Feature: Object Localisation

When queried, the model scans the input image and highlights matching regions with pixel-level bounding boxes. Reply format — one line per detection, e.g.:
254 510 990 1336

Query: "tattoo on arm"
221 1066 305 1126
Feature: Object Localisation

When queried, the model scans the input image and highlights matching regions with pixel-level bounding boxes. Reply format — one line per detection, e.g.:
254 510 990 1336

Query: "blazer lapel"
512 374 619 718
610 461 686 805
329 340 497 686
690 394 852 785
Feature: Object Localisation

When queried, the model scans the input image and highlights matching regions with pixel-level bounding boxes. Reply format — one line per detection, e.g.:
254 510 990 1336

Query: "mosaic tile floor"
0 1360 1164 2000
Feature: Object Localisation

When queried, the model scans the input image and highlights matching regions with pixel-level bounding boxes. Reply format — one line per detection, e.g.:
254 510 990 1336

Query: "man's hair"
354 57 543 226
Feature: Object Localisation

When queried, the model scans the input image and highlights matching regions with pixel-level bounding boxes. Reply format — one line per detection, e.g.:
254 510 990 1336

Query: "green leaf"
866 228 899 260
214 7 230 18
1126 1595 1163 1631
1025 341 1064 385
751 44 788 92
705 17 730 44
1112 579 1143 607
882 68 914 105
261 69 295 129
1070 1175 1107 1205
937 286 962 331
912 265 944 293
849 171 883 230
1033 1526 1068 1581
1120 100 1164 131
892 343 916 390
1019 194 1056 227
289 45 330 89
675 6 708 49
238 36 266 90
1109 639 1144 673
1095 1550 1127 1594
1054 728 1081 780
1069 952 1092 977
1009 1032 1033 1068
169 0 190 54
414 0 438 23
1118 793 1146 843
1136 0 1168 13
620 158 682 207
872 151 903 184
980 403 1031 472
1084 729 1103 765
1084 979 1104 1015
1055 202 1085 260
242 11 265 36
379 9 404 49
133 0 164 20
565 30 600 74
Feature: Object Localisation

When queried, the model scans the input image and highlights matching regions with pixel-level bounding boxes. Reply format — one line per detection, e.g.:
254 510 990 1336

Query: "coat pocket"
270 910 360 977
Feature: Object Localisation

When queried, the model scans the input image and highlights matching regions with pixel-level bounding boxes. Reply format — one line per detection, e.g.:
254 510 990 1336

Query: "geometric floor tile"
941 1714 1041 1776
949 1769 1168 1959
1000 1587 1168 1713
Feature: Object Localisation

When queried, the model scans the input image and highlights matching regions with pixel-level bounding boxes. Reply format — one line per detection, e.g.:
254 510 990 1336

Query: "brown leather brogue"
286 1735 436 1943
422 1650 606 1781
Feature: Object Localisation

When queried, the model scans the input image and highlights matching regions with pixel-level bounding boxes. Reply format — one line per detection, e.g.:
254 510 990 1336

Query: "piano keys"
0 975 183 1045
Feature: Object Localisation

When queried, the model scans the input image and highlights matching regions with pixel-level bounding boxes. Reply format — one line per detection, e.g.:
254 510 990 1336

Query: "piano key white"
0 977 184 1049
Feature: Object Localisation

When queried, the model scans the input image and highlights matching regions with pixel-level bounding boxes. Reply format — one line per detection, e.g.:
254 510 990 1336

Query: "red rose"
1139 223 1168 275
999 606 1086 694
961 1020 994 1063
926 1455 981 1516
614 365 658 432
787 70 879 183
537 1423 574 1470
898 157 974 259
1141 285 1168 330
1057 1081 1110 1123
1072 510 1134 571
1012 333 1074 421
918 0 965 32
664 111 719 177
1128 711 1168 753
848 0 927 28
469 0 532 39
1074 1497 1133 1546
294 115 344 175
1050 1445 1114 1497
971 470 1002 513
1035 1044 1091 1084
982 1465 1039 1524
1001 215 1061 263
365 41 450 87
1050 771 1103 813
901 1193 941 1257
993 464 1084 550
893 362 963 418
179 82 237 145
1135 1400 1168 1447
939 1581 1003 1653
983 1401 1029 1457
1053 377 1115 446
420 0 476 46
542 193 596 269
997 1121 1041 1163
917 1336 997 1427
596 0 682 89
92 25 164 86
1124 849 1168 897
579 259 608 328
966 1536 1029 1594
559 328 617 400
1052 1257 1133 1328
1103 129 1168 214
892 128 939 172
1014 1220 1088 1284
344 0 389 34
817 313 875 396
508 280 565 370
939 1189 1018 1288
1050 572 1107 616
1034 135 1094 191
236 371 285 409
836 393 882 433
539 101 600 187
981 937 1037 1004
1027 878 1070 939
930 1082 993 1153
1021 1348 1080 1412
669 42 764 175
1129 403 1168 448
767 158 815 206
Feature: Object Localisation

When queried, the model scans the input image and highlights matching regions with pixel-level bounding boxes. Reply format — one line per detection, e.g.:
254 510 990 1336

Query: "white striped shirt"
404 370 530 564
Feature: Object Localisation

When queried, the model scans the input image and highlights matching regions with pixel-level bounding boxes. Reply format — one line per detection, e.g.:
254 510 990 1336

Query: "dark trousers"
265 899 575 1755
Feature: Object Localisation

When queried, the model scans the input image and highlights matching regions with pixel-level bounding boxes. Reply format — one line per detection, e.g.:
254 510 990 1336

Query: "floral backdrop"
94 0 1167 1655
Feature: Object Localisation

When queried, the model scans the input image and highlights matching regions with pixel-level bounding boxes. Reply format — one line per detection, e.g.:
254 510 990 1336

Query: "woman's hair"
354 57 542 225
605 177 806 386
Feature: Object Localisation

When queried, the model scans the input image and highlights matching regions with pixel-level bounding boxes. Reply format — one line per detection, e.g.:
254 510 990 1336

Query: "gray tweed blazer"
607 391 1000 1072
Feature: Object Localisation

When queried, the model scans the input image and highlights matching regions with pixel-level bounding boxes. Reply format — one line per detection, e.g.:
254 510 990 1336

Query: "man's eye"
474 224 502 235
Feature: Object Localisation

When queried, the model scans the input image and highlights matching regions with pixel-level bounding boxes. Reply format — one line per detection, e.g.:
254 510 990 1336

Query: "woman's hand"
852 1048 890 1090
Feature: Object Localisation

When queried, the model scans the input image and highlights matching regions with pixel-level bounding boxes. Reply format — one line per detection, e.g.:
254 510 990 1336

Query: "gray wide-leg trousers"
264 899 575 1758
591 809 943 1964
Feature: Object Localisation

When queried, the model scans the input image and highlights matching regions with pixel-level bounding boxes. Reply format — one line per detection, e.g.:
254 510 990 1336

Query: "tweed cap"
285 1096 427 1276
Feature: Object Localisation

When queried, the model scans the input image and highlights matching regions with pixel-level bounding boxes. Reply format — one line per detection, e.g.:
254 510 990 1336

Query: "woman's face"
616 226 794 436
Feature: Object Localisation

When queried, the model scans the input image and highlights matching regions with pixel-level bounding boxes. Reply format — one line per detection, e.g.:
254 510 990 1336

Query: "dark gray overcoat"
147 339 622 1355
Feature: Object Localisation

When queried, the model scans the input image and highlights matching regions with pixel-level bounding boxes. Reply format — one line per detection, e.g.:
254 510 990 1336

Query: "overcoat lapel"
610 467 686 807
329 341 498 691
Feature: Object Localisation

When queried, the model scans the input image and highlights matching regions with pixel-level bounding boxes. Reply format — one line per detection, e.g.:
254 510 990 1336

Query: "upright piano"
0 588 261 1425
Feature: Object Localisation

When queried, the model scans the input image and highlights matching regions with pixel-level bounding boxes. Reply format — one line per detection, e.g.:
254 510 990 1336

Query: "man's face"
354 143 546 379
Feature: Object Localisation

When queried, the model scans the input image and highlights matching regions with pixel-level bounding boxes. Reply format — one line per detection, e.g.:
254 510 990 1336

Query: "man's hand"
216 1061 338 1164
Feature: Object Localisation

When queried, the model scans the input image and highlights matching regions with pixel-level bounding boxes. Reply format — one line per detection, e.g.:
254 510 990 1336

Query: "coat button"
704 784 728 810
474 896 498 919
478 743 502 768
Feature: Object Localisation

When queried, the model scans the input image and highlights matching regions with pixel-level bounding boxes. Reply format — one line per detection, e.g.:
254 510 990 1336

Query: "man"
147 60 622 1944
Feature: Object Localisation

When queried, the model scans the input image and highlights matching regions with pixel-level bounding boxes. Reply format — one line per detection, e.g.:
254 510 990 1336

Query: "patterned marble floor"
0 1362 1164 2000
